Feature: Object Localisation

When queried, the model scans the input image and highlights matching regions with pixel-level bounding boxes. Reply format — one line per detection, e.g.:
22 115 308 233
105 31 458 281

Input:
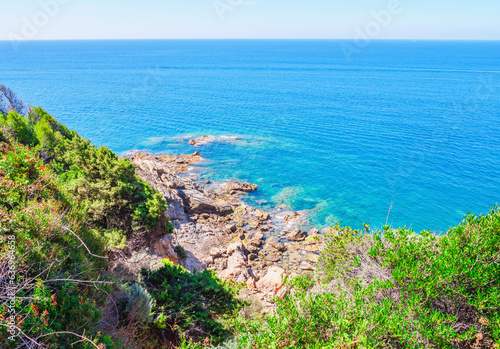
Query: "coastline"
124 145 328 303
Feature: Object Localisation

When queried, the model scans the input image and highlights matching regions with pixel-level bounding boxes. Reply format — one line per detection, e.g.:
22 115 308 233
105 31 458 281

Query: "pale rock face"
300 261 314 271
285 229 307 241
209 247 224 257
247 277 256 289
256 266 286 294
226 241 245 256
183 250 207 272
308 228 320 236
266 237 287 252
218 241 251 283
178 189 233 216
227 251 246 270
154 235 179 264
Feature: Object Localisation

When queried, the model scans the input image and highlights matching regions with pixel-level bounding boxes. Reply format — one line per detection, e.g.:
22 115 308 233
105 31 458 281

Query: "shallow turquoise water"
1 40 499 232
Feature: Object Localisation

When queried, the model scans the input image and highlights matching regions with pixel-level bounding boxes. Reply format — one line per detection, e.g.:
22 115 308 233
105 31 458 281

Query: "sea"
1 39 499 233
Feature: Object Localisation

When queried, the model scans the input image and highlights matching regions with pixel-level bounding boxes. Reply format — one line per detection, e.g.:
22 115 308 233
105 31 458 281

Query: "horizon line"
1 38 500 42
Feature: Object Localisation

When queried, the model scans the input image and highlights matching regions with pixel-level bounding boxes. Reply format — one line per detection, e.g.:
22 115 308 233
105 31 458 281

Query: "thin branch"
36 331 101 349
64 227 108 259
43 278 113 285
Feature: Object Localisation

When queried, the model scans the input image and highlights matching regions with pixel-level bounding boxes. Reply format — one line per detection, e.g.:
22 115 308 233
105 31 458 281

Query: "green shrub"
103 229 127 249
0 110 37 146
141 260 241 345
0 137 117 348
54 134 167 233
175 245 188 261
126 283 155 324
231 209 500 348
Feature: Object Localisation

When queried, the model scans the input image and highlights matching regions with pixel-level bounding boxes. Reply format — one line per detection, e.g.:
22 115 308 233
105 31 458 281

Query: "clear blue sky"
1 0 499 40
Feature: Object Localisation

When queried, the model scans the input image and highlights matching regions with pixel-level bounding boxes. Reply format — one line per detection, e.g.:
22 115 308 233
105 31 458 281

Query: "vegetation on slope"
0 86 240 348
218 215 500 349
1 85 499 348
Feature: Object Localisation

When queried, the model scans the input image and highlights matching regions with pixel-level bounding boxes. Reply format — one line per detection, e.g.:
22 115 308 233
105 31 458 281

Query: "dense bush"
141 260 242 346
174 245 188 261
0 90 173 347
0 136 115 348
1 105 169 241
0 111 37 146
225 210 500 348
54 134 167 232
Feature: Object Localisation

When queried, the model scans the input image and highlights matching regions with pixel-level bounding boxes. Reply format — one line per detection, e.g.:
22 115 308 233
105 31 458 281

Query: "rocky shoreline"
128 148 328 304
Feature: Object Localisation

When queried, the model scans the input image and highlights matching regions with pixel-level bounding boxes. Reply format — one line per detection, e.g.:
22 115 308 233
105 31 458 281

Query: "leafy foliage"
0 137 115 348
174 245 188 261
126 283 155 324
54 134 167 232
0 90 172 347
141 260 242 346
1 105 169 239
227 211 500 348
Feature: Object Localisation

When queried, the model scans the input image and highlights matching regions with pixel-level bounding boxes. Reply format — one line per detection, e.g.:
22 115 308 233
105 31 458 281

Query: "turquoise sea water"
1 40 499 232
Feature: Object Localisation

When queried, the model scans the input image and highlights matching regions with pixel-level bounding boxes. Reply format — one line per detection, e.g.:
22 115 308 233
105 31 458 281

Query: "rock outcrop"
189 135 212 146
128 151 324 302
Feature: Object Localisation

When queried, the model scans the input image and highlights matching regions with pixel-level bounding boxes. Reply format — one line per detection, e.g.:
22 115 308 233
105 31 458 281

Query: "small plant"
126 283 155 324
140 262 242 345
166 220 174 234
174 245 188 261
103 229 127 249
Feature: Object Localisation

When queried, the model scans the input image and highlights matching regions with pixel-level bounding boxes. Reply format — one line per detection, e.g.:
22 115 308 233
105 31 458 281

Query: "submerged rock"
225 182 259 192
189 135 212 146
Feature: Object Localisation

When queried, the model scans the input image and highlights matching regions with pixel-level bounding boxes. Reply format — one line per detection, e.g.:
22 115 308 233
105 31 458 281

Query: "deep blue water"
1 40 499 233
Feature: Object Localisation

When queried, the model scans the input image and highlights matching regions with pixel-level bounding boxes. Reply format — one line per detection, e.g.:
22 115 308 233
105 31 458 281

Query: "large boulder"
285 229 307 241
254 209 270 221
256 266 286 294
178 189 233 216
308 228 320 236
218 243 251 283
225 182 259 192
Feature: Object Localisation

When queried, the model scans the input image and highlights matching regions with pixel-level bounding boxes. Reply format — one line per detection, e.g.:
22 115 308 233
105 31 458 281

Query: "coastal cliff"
1 86 499 348
128 150 325 304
